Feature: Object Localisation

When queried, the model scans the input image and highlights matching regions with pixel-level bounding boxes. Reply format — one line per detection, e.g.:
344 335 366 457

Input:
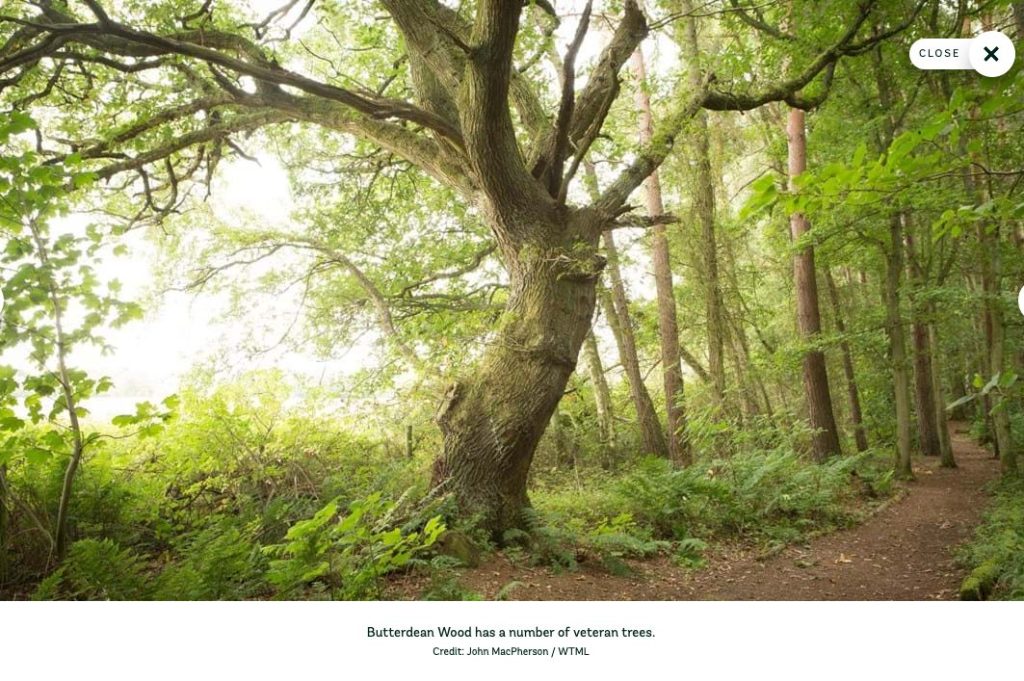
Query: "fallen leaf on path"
835 553 853 564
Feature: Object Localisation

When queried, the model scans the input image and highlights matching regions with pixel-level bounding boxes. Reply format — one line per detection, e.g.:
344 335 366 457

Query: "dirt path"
418 426 999 601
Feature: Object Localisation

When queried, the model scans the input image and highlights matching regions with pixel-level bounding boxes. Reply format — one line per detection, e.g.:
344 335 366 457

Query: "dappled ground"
393 425 998 601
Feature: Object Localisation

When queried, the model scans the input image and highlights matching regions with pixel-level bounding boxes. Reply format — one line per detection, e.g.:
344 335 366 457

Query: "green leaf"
25 446 51 465
0 416 25 432
380 528 402 547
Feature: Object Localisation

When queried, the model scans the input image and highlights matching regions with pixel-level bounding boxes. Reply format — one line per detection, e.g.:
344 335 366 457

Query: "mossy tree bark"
680 0 728 413
433 208 606 532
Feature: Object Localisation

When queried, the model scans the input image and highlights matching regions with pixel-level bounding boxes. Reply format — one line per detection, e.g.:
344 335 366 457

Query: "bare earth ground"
391 425 999 601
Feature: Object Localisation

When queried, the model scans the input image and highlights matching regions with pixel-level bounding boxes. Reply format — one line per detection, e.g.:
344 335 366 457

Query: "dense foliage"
0 0 1021 600
960 476 1024 600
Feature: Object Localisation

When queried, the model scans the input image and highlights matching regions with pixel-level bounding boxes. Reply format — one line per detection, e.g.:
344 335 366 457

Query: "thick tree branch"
1 6 465 148
92 110 287 181
460 1 550 222
598 0 916 214
595 87 707 215
547 0 592 199
530 0 648 180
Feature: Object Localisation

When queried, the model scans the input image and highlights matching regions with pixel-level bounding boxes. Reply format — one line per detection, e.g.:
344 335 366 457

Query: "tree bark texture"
786 108 842 461
433 211 606 533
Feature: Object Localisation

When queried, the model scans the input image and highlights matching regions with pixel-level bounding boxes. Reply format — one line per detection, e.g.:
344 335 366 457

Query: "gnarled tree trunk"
433 211 605 534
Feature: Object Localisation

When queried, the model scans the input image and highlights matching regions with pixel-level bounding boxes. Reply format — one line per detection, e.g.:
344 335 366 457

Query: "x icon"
984 46 1000 61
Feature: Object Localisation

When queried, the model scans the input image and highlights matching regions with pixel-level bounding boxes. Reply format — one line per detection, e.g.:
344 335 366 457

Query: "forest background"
0 0 1022 601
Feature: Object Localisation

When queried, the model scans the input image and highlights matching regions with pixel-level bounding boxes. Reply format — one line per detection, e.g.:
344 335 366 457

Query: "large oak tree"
0 0 905 534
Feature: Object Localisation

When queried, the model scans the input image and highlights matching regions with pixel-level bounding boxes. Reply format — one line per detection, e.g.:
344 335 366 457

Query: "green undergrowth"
523 445 894 575
3 378 449 601
1 374 898 600
958 478 1024 600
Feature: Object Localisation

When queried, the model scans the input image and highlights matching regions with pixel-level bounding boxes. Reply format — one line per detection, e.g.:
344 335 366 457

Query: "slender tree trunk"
884 215 914 480
949 361 971 422
927 309 956 468
599 288 667 457
786 108 842 461
725 323 760 421
975 298 998 450
720 231 775 417
28 223 85 562
680 0 728 411
633 46 690 465
905 230 942 457
989 308 1017 476
585 163 668 459
583 330 616 454
729 312 775 418
981 223 1017 474
549 407 575 470
965 109 1016 473
911 320 942 456
824 269 869 452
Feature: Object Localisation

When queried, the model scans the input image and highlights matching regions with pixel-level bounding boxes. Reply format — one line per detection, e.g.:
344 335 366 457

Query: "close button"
969 31 1015 77
910 31 1016 77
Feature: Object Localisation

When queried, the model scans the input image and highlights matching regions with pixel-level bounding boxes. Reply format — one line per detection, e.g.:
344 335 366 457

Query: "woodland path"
414 424 999 601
